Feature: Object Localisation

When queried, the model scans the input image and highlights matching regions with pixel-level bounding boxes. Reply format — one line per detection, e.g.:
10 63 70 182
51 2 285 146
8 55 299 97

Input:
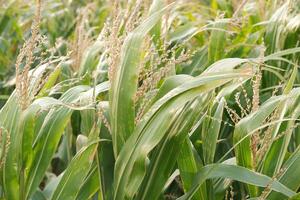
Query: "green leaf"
262 89 300 177
233 95 284 196
37 66 61 98
267 146 300 199
76 166 99 200
0 64 50 200
290 193 300 200
202 98 225 164
113 69 252 200
264 47 300 62
135 97 209 200
178 164 296 200
50 142 98 200
109 5 171 157
0 94 21 200
25 82 108 199
25 86 90 199
208 19 228 64
177 138 207 200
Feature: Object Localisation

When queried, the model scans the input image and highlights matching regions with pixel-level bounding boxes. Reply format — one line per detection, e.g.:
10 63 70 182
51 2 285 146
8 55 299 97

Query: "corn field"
0 0 300 199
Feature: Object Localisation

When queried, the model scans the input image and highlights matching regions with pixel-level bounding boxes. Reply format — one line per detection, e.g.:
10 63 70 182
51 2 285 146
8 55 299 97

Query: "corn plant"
0 0 300 200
